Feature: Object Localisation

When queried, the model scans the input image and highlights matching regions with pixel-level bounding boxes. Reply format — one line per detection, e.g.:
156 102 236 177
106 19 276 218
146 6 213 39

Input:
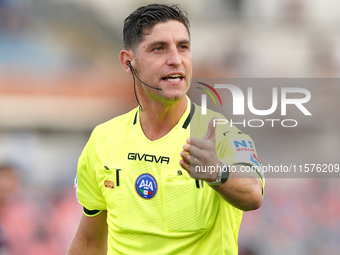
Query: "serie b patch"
104 180 114 189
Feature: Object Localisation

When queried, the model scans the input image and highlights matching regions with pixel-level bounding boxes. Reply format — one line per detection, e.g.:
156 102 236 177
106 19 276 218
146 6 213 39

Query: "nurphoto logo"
196 82 312 128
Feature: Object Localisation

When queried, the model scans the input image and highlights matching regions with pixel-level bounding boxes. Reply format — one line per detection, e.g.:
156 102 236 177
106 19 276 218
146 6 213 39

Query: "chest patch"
135 173 158 199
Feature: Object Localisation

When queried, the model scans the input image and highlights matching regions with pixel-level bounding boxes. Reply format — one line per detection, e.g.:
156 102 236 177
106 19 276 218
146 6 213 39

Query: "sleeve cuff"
83 207 102 217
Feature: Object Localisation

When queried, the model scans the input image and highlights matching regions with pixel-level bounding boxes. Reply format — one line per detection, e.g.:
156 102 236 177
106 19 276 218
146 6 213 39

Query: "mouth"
161 74 184 83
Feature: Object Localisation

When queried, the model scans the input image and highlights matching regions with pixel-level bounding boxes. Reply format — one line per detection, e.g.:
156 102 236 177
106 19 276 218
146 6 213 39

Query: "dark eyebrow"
178 40 190 45
147 39 191 49
147 41 168 49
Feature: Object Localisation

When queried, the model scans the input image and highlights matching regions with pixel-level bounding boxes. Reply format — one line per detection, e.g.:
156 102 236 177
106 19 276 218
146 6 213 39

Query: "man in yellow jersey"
67 3 264 255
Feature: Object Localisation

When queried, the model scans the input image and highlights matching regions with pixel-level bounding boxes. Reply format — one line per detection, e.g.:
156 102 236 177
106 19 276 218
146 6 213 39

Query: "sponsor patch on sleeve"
74 175 78 190
231 139 259 165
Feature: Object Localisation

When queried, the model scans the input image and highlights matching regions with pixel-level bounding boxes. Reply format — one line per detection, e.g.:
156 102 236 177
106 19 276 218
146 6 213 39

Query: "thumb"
203 118 216 143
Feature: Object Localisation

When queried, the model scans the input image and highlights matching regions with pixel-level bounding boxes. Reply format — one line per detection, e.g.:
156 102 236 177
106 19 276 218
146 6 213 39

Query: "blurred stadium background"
0 0 339 254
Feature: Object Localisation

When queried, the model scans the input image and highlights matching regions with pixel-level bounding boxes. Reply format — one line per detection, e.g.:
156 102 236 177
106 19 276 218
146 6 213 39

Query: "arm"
209 168 262 211
179 118 263 211
67 210 108 255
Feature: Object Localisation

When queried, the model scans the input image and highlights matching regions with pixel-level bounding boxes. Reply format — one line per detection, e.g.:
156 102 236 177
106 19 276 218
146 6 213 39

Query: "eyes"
179 44 189 50
152 46 164 52
152 44 190 52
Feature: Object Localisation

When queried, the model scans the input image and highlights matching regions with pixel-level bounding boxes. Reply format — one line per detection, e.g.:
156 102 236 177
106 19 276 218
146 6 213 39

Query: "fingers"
182 142 203 159
203 118 217 142
179 159 190 172
182 137 216 168
180 117 218 178
189 137 212 149
189 117 217 148
180 150 201 166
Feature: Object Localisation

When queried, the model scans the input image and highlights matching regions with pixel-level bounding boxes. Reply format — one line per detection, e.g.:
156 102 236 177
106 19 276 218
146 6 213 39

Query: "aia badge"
135 173 158 199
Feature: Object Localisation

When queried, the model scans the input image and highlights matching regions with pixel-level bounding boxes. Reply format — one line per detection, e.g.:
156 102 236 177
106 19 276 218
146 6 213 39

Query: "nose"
166 47 181 67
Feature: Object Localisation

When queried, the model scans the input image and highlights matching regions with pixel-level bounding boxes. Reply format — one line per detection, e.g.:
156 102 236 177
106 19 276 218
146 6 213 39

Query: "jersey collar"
132 96 195 130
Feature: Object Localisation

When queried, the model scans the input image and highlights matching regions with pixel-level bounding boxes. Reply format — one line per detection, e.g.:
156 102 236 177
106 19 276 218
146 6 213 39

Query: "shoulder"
89 107 139 146
191 102 242 138
94 107 138 133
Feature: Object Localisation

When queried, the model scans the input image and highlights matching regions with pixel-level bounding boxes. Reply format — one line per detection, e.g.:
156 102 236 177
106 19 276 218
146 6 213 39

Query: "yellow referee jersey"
75 98 264 255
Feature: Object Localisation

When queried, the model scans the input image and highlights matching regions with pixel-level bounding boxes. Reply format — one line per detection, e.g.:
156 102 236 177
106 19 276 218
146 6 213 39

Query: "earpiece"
126 60 162 91
126 60 134 73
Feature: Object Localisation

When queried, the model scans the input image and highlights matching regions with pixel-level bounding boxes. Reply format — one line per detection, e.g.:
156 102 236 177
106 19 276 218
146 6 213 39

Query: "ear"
120 50 134 75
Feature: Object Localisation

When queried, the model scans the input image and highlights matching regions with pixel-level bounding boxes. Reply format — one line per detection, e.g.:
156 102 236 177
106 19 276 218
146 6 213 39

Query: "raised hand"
180 118 221 182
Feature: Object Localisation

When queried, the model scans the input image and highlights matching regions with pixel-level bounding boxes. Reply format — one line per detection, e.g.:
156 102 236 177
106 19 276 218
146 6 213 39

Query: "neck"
139 96 188 141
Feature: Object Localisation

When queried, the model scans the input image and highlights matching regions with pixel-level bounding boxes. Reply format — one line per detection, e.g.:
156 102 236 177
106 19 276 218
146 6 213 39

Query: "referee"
67 4 264 255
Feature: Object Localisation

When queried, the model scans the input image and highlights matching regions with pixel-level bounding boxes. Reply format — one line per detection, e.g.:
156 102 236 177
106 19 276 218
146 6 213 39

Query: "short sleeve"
74 129 107 216
216 129 265 191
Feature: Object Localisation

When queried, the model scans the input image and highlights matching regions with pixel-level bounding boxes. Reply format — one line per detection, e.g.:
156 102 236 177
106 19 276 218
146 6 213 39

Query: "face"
133 20 192 102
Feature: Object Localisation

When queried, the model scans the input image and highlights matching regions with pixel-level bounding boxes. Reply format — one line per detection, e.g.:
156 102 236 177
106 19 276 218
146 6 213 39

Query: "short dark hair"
123 4 190 50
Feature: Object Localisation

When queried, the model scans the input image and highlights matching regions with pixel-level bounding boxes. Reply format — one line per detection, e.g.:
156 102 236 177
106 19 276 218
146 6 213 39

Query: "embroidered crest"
135 173 158 199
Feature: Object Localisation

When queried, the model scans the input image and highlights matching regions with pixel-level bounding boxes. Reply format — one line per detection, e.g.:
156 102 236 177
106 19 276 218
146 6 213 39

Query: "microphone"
126 60 162 90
